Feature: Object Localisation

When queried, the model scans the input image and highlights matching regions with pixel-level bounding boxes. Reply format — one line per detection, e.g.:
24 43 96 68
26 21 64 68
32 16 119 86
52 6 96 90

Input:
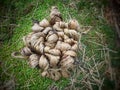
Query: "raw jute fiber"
12 6 80 81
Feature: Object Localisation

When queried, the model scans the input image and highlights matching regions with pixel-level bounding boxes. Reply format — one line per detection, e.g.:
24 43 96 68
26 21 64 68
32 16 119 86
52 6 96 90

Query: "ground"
0 0 120 90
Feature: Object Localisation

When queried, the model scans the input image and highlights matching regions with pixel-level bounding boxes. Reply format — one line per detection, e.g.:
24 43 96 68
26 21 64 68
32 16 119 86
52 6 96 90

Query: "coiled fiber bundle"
12 6 80 81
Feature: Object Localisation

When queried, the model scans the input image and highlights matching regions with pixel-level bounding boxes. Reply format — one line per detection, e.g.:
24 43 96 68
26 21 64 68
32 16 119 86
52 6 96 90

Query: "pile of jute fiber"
12 6 80 81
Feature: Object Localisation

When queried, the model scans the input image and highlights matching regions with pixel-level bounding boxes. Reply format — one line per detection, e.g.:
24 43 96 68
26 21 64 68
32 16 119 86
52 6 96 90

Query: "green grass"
0 0 120 90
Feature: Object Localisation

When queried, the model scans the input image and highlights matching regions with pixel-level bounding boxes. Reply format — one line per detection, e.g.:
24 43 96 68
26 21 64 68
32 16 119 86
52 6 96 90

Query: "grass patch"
0 0 120 90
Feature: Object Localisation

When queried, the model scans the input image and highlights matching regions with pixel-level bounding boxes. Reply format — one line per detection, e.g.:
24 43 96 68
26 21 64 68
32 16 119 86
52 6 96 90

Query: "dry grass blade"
67 34 110 90
48 83 59 90
87 40 117 53
80 26 92 34
104 48 114 80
